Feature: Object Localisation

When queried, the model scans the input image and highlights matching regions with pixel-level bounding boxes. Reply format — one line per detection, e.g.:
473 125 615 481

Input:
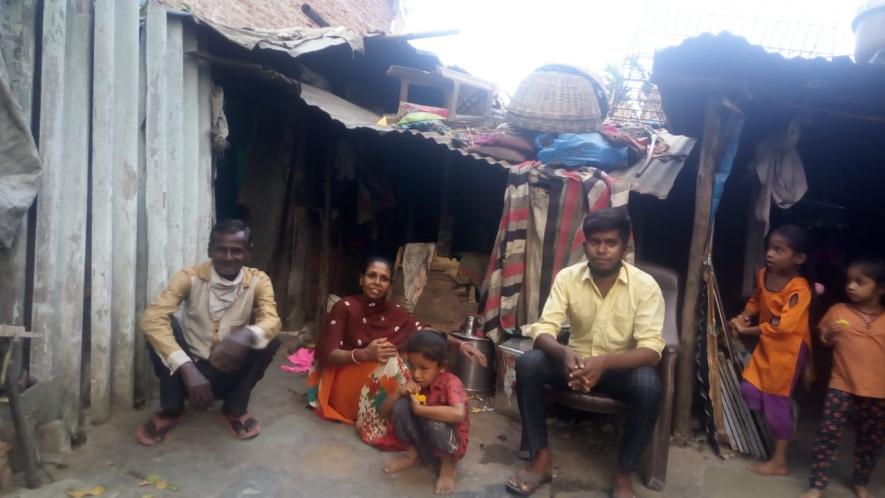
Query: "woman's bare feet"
435 457 456 495
383 447 419 473
853 485 873 498
799 489 823 498
747 459 790 476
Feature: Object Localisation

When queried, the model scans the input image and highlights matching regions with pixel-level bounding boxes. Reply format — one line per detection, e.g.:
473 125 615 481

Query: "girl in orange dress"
802 258 885 498
731 225 812 476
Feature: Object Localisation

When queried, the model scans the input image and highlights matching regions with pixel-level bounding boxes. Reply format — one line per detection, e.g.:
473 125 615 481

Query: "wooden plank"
165 16 185 274
673 96 721 439
0 0 37 329
314 140 334 334
3 336 39 488
144 0 169 305
56 0 92 436
110 0 140 410
90 0 116 424
30 0 67 385
436 155 454 257
196 32 214 255
133 23 150 405
283 119 308 328
181 24 201 265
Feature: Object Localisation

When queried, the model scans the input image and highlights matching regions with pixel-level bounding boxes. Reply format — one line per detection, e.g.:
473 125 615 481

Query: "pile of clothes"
464 122 668 170
466 131 536 163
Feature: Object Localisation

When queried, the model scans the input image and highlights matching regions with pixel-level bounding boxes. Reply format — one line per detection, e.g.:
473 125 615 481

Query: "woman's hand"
361 338 397 363
459 341 488 367
397 381 419 397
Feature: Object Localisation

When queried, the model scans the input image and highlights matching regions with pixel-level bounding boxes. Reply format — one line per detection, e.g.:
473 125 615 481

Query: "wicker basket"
506 65 609 133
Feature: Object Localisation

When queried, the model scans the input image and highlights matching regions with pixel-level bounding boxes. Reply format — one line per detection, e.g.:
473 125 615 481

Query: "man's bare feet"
612 469 636 498
505 449 553 495
747 459 790 476
799 489 823 498
853 485 874 498
435 457 456 495
383 447 419 474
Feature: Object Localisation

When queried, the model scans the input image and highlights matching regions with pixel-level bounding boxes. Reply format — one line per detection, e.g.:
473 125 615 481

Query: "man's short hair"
209 219 252 247
582 208 631 244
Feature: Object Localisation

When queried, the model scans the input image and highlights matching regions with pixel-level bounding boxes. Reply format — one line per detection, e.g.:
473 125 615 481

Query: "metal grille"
609 8 838 127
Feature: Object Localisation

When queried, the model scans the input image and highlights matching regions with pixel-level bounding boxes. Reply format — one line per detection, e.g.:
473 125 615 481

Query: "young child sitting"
381 330 469 495
801 257 885 498
730 225 813 476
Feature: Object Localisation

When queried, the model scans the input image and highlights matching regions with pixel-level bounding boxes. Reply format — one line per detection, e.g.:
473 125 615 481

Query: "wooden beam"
366 29 460 43
58 0 92 437
673 96 721 441
314 140 335 338
2 333 39 488
110 0 140 413
90 0 116 424
300 4 330 27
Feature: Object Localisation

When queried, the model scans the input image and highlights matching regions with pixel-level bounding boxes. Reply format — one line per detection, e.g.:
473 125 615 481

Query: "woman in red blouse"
307 257 485 449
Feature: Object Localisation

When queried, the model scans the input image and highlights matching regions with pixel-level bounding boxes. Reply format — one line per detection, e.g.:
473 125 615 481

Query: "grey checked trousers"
515 349 662 472
391 397 459 468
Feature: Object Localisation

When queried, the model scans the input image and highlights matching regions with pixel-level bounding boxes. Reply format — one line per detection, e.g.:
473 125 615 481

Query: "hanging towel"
752 116 807 234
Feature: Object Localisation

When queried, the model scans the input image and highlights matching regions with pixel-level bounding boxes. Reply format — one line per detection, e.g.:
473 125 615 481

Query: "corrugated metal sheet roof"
158 0 393 34
194 16 365 59
297 83 511 169
653 33 885 136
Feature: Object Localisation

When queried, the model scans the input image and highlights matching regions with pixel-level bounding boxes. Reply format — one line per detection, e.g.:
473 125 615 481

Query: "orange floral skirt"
307 355 410 450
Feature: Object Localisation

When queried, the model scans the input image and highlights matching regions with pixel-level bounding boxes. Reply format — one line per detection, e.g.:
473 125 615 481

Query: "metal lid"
853 0 885 32
450 332 492 343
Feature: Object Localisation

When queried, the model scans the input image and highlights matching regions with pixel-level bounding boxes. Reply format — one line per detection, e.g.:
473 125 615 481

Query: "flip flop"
135 414 181 446
505 469 553 496
222 412 261 440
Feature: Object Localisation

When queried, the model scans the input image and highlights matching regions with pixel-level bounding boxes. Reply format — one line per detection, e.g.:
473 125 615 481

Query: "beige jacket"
141 261 282 373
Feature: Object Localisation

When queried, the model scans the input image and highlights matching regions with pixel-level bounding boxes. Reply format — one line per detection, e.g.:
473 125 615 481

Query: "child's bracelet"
351 348 362 364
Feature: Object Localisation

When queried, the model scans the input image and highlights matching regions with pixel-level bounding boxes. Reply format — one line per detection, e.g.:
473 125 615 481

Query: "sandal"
135 414 181 446
222 412 261 440
505 469 553 496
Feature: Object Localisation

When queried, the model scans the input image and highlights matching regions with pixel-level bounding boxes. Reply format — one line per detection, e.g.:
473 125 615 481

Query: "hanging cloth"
752 116 807 234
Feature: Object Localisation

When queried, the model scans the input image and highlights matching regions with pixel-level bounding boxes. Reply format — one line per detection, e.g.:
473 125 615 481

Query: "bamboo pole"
673 96 721 441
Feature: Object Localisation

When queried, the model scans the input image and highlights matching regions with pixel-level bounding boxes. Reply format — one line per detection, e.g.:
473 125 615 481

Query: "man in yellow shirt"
506 209 665 498
136 220 282 445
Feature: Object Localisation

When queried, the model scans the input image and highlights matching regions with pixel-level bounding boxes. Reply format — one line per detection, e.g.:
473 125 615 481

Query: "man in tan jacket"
136 220 282 444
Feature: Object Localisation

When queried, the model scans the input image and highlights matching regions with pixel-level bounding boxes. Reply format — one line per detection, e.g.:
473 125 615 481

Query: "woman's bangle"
351 348 362 364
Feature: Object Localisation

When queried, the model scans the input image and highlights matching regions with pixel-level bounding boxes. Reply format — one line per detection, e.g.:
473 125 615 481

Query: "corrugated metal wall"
0 0 37 330
1 0 214 435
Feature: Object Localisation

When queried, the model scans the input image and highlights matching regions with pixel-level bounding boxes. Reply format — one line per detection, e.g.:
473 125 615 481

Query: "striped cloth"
479 161 629 342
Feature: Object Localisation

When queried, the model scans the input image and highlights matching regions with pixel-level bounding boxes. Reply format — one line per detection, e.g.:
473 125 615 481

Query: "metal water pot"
448 332 495 392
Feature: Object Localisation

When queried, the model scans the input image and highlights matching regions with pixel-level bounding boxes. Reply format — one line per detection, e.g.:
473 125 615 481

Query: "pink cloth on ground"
281 348 315 374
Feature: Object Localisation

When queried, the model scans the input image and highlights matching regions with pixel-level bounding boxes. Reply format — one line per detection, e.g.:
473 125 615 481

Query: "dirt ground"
8 339 883 498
